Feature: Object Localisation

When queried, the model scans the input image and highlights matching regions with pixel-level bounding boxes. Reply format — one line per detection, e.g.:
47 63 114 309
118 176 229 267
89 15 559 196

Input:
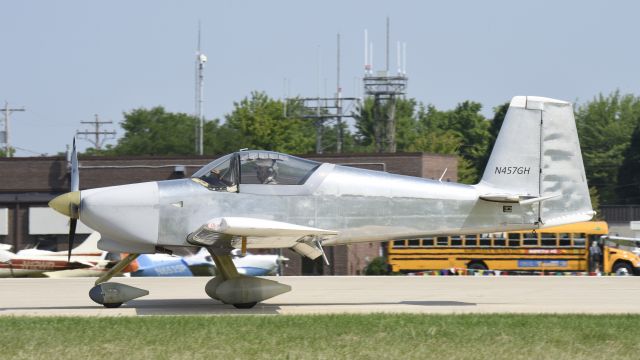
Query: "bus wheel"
467 262 488 271
612 262 633 276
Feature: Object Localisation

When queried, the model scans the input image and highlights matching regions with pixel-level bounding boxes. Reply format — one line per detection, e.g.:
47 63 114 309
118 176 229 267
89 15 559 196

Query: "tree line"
87 90 640 206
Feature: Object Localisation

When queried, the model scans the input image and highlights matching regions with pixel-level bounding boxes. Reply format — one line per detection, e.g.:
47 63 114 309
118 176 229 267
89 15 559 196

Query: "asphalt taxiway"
1 276 638 316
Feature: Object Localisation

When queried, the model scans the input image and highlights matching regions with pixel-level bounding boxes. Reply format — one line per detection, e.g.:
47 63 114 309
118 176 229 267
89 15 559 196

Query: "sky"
2 1 639 156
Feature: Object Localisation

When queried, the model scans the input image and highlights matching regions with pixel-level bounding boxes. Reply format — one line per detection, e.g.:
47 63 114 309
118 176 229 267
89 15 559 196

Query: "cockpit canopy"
192 150 320 191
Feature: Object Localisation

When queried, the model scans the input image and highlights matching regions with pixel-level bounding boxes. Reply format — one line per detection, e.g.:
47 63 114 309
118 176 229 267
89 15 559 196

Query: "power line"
76 114 116 150
1 101 26 157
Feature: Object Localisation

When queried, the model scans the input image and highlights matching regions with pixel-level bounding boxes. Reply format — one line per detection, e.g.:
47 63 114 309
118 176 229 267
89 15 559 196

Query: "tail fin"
478 96 594 226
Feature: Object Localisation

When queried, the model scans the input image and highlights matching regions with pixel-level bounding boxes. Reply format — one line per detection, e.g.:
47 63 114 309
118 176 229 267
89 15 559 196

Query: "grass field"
1 314 638 359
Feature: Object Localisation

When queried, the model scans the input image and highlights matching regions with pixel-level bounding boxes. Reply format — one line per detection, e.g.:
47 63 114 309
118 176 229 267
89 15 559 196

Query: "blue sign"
518 260 567 268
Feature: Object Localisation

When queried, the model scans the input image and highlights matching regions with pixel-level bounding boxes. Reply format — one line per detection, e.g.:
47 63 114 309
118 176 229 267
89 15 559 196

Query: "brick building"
0 152 457 275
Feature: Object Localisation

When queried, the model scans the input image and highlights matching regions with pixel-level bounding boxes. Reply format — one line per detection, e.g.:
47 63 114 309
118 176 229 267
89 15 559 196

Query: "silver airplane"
49 96 594 308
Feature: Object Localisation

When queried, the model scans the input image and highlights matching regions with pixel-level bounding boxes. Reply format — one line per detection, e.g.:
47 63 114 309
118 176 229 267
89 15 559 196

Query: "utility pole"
195 22 207 155
76 114 116 150
2 102 26 157
336 33 344 153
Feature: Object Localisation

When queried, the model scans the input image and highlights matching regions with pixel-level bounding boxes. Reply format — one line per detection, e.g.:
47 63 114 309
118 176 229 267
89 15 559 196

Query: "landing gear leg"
89 254 148 308
204 247 291 309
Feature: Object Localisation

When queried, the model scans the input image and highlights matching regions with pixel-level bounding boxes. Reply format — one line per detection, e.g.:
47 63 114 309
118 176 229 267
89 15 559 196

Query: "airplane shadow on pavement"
128 299 476 316
0 299 476 316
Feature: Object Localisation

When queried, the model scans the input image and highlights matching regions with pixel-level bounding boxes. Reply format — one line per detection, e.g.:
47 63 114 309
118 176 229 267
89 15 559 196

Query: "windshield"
191 154 237 190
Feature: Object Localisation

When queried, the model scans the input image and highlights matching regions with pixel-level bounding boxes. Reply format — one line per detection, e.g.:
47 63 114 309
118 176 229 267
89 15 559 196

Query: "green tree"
222 91 315 154
0 147 15 157
410 102 490 184
447 101 490 183
409 104 461 155
364 256 390 275
353 97 418 152
575 91 640 204
83 144 115 156
319 122 359 153
617 121 640 204
104 106 232 156
111 106 200 155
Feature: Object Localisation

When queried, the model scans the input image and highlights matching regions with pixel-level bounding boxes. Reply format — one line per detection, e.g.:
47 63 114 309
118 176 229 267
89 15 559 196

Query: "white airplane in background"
130 249 287 277
185 248 288 276
0 233 116 277
49 96 594 308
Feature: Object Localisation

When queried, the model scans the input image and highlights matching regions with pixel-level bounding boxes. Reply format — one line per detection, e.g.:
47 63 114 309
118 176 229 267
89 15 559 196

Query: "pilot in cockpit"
256 159 278 184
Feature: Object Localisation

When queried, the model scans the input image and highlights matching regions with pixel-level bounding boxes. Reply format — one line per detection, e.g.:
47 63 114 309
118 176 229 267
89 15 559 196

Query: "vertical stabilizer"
478 96 594 226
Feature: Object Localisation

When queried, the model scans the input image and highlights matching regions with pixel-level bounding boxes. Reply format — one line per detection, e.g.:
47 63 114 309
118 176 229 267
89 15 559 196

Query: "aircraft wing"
187 217 338 253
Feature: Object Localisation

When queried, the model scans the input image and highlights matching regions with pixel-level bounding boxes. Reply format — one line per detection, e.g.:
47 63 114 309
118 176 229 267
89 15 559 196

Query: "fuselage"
78 161 539 254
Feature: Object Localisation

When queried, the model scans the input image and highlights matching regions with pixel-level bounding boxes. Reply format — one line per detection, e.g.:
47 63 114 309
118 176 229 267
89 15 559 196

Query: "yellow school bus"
387 221 640 275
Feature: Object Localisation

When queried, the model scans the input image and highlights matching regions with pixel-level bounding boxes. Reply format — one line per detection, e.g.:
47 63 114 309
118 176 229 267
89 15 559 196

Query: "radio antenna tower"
76 114 116 150
363 17 408 153
195 22 207 155
285 34 360 154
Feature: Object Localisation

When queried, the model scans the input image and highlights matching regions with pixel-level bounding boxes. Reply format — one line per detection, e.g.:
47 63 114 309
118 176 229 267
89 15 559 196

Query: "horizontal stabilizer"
479 193 561 204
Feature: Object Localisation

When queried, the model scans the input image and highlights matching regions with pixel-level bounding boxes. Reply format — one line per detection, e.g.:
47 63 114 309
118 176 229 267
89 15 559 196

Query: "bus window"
573 233 586 247
393 240 406 248
451 235 462 246
422 237 434 247
464 235 478 246
508 233 521 246
523 232 539 246
408 239 420 247
541 233 557 247
479 235 491 247
436 236 449 246
493 234 506 247
559 233 571 247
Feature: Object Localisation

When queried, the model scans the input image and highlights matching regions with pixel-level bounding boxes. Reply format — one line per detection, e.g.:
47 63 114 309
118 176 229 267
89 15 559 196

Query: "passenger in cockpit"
256 159 278 184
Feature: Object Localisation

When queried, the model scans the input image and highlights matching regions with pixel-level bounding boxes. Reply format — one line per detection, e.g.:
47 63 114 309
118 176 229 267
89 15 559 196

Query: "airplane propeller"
49 138 80 262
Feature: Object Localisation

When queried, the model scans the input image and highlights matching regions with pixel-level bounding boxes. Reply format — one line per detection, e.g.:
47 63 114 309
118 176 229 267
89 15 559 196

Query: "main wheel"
103 302 123 308
233 302 257 309
613 262 633 276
